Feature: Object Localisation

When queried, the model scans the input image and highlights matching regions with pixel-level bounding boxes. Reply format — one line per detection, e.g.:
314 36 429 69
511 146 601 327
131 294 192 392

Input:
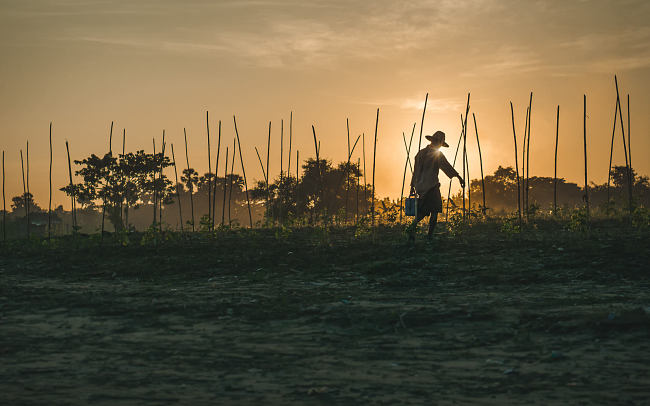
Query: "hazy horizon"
1 0 649 209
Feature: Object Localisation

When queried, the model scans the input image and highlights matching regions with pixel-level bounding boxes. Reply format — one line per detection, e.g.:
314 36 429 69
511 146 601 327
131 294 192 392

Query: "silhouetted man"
408 131 464 241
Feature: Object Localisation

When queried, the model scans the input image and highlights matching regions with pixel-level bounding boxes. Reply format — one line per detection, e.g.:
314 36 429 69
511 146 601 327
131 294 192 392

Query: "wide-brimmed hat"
425 131 449 147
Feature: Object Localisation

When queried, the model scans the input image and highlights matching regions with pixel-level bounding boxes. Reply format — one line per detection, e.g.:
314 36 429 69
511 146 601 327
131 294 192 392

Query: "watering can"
404 193 418 217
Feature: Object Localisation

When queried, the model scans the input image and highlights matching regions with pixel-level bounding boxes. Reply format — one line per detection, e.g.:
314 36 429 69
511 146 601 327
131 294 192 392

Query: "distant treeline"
455 164 649 214
1 154 647 238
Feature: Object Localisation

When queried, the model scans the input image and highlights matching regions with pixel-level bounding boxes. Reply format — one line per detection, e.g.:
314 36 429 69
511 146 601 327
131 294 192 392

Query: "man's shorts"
417 186 443 217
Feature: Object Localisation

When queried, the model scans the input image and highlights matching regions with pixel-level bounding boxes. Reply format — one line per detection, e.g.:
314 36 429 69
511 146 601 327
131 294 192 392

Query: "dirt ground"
1 225 649 405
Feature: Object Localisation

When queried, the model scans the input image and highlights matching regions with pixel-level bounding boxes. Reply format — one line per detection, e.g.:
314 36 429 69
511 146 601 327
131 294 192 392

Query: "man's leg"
427 212 438 239
408 210 427 241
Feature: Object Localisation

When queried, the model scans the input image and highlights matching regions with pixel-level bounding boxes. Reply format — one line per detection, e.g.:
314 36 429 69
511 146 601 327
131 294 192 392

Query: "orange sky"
1 0 649 209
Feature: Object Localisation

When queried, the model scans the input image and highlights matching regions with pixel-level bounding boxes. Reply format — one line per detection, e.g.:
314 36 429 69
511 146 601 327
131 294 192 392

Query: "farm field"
1 222 649 405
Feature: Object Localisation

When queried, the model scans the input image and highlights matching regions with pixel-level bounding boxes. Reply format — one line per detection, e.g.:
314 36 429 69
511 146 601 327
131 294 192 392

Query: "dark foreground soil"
1 224 649 405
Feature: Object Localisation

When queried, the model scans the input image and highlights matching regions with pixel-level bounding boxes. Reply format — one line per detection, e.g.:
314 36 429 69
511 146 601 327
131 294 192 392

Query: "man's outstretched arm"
439 153 465 187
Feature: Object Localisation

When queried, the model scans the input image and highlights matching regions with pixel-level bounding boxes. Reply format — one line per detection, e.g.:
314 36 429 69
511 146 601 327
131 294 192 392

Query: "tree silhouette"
60 151 173 231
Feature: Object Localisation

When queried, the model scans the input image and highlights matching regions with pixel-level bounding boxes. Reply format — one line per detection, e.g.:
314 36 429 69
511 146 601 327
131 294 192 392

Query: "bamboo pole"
345 118 350 224
583 95 589 221
228 139 235 226
2 151 5 241
65 141 76 229
279 118 284 224
614 75 631 216
311 125 324 221
20 149 28 237
287 112 292 177
522 106 529 217
401 132 414 174
356 157 360 224
371 108 379 227
554 106 560 216
184 128 195 231
462 117 467 219
26 142 30 237
48 122 53 239
445 115 465 223
212 120 221 230
526 93 532 221
171 144 184 232
417 93 428 152
510 102 522 228
460 94 470 220
606 99 618 213
221 146 229 227
102 123 113 240
255 147 267 182
207 111 212 228
400 123 416 222
159 130 166 232
473 114 486 215
465 137 470 220
152 138 157 227
362 133 367 215
266 121 271 222
121 129 126 227
627 94 633 211
233 116 253 228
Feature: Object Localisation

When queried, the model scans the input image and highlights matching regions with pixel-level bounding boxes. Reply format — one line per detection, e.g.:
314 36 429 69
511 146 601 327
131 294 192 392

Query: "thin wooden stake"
356 157 360 224
65 141 76 229
583 95 589 221
159 131 166 232
401 132 414 174
510 102 522 228
461 94 470 220
312 125 323 220
345 118 350 224
554 106 560 215
627 94 633 211
280 119 284 184
102 123 112 240
287 112 293 177
446 116 465 223
362 133 367 215
48 122 53 239
266 122 271 222
212 120 221 231
417 93 428 152
606 99 618 213
473 114 486 215
228 138 235 226
171 144 184 232
522 106 529 217
255 147 267 182
152 138 157 227
221 146 229 226
400 123 416 222
207 111 212 228
184 128 195 231
121 129 126 227
233 116 253 228
526 92 533 221
465 136 470 221
371 108 379 227
614 75 631 216
2 151 5 241
20 149 28 237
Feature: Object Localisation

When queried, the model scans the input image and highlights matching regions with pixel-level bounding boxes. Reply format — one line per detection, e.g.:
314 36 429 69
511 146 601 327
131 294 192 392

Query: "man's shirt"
410 145 460 195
